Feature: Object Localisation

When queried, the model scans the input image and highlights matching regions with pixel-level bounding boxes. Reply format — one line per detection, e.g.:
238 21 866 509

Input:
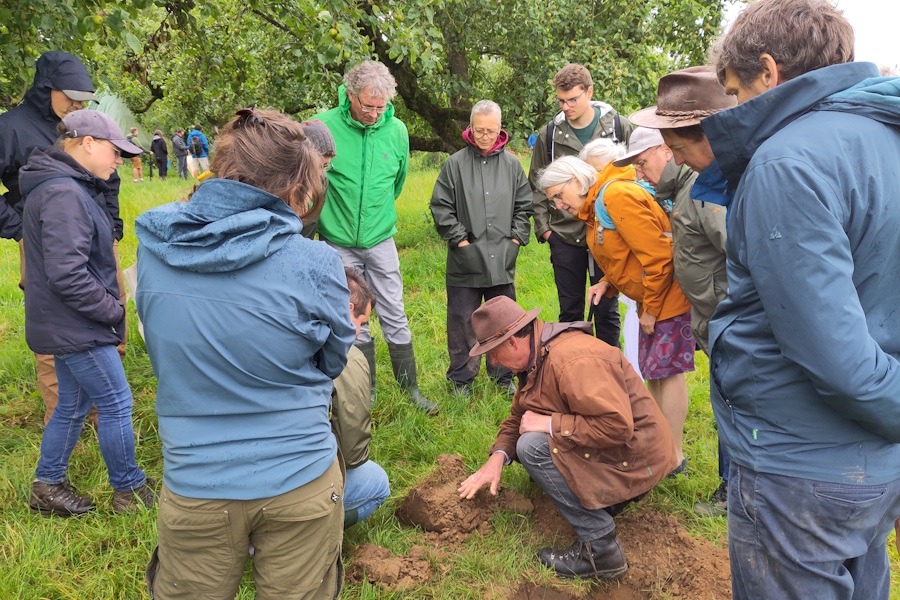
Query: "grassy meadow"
0 160 897 599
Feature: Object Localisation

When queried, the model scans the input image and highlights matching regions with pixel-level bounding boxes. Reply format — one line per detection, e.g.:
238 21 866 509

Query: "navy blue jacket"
0 51 122 241
20 148 125 355
703 62 900 485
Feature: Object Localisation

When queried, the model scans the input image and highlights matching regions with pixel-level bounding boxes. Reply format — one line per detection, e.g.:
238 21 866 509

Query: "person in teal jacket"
318 61 437 414
704 1 900 598
136 108 354 600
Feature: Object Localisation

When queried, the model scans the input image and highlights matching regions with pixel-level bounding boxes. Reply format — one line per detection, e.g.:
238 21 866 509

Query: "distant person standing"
186 124 209 178
528 64 631 347
150 130 168 181
318 60 437 414
429 100 532 396
127 127 146 182
0 50 126 427
170 129 189 180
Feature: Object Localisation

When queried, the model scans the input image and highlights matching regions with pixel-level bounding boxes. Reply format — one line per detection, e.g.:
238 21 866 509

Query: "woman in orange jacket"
538 148 693 472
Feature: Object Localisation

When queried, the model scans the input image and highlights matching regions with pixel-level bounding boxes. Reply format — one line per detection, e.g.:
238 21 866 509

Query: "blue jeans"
344 460 390 522
516 432 616 541
36 345 145 491
728 463 900 600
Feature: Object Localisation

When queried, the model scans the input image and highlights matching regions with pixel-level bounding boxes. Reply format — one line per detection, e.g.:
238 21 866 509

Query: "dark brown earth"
347 454 732 599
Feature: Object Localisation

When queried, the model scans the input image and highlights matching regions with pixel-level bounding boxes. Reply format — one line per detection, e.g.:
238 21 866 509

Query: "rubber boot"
386 342 439 415
356 340 377 405
343 507 359 529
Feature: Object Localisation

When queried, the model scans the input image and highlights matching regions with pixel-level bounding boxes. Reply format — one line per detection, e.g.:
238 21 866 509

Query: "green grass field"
0 163 897 599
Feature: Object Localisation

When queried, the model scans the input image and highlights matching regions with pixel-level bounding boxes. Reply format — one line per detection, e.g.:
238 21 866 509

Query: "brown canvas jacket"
490 320 677 509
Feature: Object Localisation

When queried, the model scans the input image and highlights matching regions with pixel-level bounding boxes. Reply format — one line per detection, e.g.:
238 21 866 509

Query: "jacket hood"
461 127 510 156
23 52 95 123
816 75 900 127
337 84 396 130
654 160 692 201
135 178 302 274
531 320 593 372
702 62 881 184
18 147 108 198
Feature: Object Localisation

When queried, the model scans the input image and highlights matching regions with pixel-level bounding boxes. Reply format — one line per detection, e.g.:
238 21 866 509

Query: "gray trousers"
324 237 411 345
516 432 616 542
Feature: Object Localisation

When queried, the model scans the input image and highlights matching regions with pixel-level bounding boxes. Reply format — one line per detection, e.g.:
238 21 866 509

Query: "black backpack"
545 112 624 163
189 134 204 157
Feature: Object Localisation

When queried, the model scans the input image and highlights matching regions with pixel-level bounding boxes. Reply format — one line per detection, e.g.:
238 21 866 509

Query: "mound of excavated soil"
349 453 732 599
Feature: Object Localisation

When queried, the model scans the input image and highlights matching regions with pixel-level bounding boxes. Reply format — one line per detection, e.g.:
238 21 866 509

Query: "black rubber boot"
356 340 377 404
537 534 628 579
387 342 439 415
343 507 359 529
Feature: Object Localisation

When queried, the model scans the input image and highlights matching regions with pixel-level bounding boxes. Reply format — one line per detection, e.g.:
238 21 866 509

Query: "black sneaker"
538 536 628 579
693 480 728 517
30 480 95 517
113 477 158 513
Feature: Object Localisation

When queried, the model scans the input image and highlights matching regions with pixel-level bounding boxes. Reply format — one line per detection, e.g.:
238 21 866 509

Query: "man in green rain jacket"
318 60 437 414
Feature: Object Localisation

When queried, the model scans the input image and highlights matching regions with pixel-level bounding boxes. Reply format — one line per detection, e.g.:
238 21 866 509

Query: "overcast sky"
723 1 900 71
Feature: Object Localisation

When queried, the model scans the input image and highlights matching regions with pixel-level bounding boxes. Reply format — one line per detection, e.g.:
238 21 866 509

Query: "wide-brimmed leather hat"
469 296 540 357
629 66 736 129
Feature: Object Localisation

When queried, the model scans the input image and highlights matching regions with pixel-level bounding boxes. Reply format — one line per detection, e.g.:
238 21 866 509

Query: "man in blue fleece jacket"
703 1 900 598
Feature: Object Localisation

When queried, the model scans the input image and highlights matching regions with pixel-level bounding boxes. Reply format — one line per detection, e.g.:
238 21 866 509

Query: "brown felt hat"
629 66 736 129
469 296 540 357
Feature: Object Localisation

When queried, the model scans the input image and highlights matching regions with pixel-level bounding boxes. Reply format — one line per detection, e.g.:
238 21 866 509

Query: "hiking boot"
667 457 689 479
693 480 728 518
538 535 628 579
113 477 158 513
30 480 94 517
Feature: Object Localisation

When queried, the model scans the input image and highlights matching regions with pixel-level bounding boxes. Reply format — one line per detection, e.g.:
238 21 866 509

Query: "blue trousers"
36 345 146 490
728 462 900 600
344 460 390 523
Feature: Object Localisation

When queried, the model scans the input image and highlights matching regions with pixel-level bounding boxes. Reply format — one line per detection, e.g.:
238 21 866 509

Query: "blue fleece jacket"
702 62 900 485
135 179 355 499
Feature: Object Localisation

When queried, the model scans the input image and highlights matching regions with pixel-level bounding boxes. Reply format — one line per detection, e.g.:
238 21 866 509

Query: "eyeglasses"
351 93 388 115
555 89 587 107
550 179 574 203
322 160 333 172
95 139 122 159
235 107 265 127
473 128 500 138
633 146 660 172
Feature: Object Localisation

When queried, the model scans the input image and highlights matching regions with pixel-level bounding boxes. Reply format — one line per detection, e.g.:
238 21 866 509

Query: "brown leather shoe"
113 477 158 513
30 480 94 517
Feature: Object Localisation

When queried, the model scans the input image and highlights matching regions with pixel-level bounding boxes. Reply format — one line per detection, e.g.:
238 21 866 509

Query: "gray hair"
344 61 398 101
470 100 502 125
578 138 625 169
538 156 598 196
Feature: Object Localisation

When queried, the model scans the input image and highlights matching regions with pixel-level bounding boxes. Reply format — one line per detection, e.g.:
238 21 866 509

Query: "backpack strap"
594 178 656 230
613 114 623 143
545 120 556 164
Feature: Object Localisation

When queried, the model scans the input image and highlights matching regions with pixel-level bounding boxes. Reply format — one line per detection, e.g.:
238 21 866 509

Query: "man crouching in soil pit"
458 296 676 579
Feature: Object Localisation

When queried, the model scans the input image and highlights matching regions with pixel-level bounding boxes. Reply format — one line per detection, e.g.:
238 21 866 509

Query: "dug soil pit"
349 453 732 599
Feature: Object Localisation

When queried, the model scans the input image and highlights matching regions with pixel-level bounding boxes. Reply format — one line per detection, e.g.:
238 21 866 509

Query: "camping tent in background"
94 93 150 149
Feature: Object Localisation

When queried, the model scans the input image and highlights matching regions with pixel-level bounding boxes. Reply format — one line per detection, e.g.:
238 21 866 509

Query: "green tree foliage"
0 0 724 151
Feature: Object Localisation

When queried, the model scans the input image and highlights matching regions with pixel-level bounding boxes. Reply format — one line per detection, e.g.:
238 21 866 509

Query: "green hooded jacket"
317 85 409 248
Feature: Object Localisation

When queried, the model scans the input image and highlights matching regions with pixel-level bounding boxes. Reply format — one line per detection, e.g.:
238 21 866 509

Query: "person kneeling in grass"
458 296 676 580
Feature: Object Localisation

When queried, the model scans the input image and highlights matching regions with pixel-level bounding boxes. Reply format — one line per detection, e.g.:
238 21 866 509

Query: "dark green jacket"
528 102 631 245
657 161 726 353
318 85 409 249
430 136 532 287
